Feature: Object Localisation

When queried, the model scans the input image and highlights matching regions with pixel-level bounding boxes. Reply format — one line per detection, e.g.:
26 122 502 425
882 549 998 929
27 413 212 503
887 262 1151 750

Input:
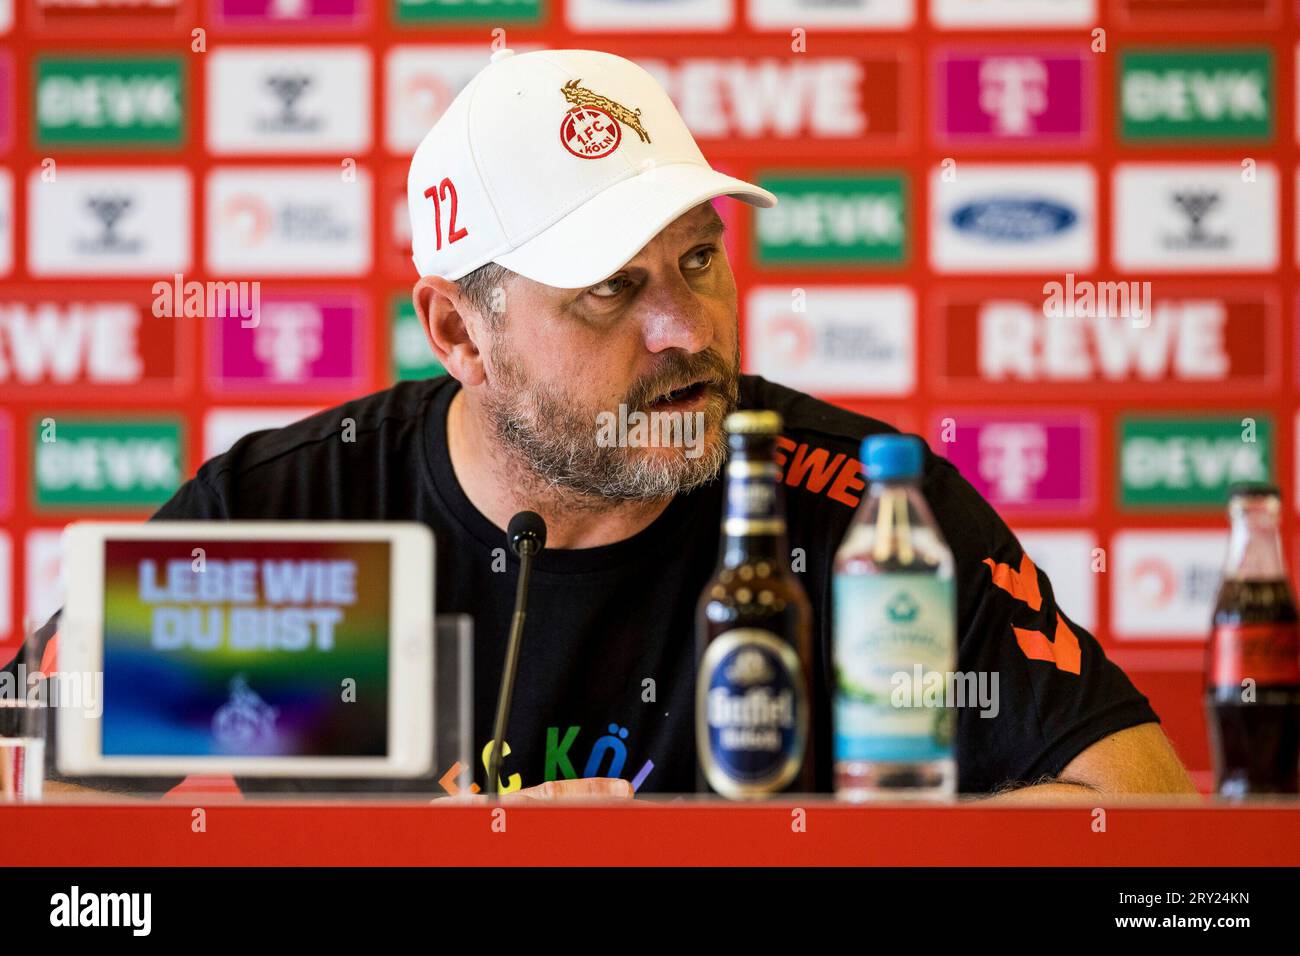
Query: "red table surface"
2 801 1298 867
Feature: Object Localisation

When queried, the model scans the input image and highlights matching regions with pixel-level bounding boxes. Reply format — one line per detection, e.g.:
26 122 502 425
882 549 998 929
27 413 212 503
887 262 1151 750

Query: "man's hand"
510 778 634 800
446 777 635 803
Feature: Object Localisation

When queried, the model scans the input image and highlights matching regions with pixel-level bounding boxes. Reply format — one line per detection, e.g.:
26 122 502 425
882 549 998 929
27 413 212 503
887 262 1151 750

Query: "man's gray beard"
481 344 739 502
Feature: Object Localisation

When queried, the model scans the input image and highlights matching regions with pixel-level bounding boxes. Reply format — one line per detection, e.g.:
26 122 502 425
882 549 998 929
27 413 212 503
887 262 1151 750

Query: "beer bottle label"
833 575 956 763
1210 624 1300 687
696 628 807 797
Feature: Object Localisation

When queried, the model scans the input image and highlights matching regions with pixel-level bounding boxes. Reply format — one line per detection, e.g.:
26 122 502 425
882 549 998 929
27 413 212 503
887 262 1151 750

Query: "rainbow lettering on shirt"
478 722 657 793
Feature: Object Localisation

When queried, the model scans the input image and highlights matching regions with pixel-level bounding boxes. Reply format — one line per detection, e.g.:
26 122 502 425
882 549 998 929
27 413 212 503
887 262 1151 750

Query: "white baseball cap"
406 47 777 289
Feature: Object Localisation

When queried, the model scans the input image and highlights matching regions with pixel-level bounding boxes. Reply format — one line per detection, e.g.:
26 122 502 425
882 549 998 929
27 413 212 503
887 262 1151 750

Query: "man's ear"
412 275 486 387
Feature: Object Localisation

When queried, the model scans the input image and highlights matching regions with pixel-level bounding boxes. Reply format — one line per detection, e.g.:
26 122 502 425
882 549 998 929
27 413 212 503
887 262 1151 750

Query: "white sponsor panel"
1113 163 1278 272
208 46 372 155
27 167 191 277
24 530 65 630
386 46 544 154
749 0 914 28
566 0 732 30
203 407 317 458
0 0 10 34
745 286 915 397
929 163 1096 273
206 167 371 276
1111 530 1227 640
1014 529 1097 632
0 169 11 277
930 0 1095 27
0 532 10 641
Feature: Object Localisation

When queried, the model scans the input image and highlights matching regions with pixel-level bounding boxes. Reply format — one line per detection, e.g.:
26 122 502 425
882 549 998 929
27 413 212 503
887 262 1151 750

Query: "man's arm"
982 722 1199 804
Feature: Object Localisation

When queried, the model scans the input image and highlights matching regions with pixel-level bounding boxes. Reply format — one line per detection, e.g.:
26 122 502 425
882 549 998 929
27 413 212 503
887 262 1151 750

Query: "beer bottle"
1206 482 1300 797
696 410 814 798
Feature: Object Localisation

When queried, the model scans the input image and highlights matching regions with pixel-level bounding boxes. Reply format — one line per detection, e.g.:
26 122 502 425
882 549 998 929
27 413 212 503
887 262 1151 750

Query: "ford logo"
951 198 1078 242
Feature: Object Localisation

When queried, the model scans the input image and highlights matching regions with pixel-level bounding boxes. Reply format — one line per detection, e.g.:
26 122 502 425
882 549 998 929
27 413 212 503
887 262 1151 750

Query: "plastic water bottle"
833 435 957 800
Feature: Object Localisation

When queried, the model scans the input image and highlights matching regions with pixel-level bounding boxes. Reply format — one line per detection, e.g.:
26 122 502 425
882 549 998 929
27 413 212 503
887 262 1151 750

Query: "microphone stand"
487 515 544 797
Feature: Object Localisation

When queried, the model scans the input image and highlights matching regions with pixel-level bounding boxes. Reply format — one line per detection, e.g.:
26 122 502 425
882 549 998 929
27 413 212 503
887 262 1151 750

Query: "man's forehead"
613 203 724 270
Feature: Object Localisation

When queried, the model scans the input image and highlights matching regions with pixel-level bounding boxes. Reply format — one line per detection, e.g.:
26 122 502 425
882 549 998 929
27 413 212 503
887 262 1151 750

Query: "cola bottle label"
1210 623 1300 687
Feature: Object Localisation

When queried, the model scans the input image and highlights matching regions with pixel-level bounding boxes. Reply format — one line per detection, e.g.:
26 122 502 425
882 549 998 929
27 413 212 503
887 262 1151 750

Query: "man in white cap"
31 48 1193 801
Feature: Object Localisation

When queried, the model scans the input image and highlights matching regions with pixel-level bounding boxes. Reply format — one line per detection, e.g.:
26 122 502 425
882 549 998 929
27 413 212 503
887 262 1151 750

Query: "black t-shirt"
32 374 1158 795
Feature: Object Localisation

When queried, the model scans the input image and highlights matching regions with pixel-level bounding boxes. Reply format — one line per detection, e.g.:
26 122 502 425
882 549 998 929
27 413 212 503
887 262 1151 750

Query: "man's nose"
638 279 714 354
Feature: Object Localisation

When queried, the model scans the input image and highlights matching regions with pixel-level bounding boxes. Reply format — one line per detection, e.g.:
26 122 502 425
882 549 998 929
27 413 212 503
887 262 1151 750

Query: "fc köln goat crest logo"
559 79 651 159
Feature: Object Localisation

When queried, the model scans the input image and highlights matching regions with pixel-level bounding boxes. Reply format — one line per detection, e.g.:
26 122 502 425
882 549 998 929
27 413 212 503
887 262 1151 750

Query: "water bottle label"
834 575 956 763
696 628 807 797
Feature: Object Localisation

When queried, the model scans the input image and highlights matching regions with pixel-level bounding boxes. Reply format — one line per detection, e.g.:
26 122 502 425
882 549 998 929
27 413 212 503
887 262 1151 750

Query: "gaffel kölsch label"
697 628 807 797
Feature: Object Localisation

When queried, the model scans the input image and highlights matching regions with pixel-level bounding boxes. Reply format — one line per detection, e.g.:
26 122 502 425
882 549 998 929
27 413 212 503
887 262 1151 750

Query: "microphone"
487 511 547 797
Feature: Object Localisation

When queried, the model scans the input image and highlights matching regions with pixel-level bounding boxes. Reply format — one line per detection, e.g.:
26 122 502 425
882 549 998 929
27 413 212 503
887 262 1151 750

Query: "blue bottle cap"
862 434 923 481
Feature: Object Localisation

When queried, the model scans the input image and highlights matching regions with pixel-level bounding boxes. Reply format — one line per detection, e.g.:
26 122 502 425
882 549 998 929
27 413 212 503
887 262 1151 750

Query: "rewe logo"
0 301 158 386
36 55 184 147
1120 49 1273 142
938 293 1272 390
637 55 903 145
50 886 151 936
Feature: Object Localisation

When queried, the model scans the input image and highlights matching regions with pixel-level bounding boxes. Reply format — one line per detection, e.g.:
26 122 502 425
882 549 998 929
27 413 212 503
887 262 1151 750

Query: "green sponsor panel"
1119 49 1273 142
754 173 908 267
33 418 184 509
1119 415 1273 510
35 54 186 147
393 0 543 23
391 297 447 383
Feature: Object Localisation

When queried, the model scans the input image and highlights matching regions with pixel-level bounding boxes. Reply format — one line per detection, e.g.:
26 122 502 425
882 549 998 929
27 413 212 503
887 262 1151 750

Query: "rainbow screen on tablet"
100 538 392 758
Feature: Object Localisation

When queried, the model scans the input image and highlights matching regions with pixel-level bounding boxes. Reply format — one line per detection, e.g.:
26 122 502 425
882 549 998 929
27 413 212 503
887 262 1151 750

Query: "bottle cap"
1227 481 1279 500
862 434 923 481
725 410 782 436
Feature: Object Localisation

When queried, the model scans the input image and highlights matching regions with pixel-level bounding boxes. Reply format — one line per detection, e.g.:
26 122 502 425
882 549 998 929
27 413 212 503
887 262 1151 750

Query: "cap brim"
492 163 776 289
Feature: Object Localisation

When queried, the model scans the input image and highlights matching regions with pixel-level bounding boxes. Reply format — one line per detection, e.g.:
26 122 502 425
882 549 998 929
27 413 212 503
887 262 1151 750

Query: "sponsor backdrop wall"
0 0 1295 787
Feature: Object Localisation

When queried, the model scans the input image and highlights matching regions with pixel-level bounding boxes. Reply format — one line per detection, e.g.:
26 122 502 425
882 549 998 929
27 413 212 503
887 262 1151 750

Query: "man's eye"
589 276 629 298
684 245 716 270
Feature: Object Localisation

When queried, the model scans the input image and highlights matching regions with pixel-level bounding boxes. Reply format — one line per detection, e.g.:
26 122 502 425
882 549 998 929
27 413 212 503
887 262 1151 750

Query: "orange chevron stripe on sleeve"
982 552 1043 611
1012 613 1082 676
